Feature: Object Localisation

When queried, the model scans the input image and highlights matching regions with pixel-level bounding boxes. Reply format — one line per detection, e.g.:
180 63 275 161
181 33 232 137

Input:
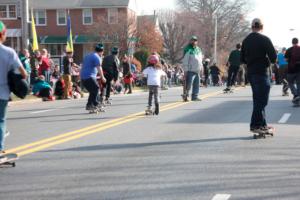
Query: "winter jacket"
102 55 120 81
182 44 203 73
32 80 51 95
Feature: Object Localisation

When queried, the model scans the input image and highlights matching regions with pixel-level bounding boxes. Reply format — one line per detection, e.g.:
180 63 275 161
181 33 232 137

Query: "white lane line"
278 113 292 124
212 194 231 200
30 109 57 114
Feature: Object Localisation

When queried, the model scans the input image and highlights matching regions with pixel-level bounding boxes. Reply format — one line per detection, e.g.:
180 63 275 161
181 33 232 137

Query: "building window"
33 10 47 26
0 4 17 19
47 44 64 56
57 9 66 25
83 8 93 25
107 8 118 24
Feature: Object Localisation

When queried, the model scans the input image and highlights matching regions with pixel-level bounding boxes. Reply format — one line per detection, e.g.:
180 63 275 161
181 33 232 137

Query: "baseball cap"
191 35 198 41
0 21 6 33
251 18 263 28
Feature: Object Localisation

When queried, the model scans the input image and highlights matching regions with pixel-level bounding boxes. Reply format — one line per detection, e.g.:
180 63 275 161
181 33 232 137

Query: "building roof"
29 0 131 9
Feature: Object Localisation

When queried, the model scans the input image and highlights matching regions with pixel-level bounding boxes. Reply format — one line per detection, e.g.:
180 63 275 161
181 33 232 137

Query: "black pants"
39 88 51 98
101 76 113 99
82 78 100 107
124 83 132 93
227 66 239 88
249 74 270 129
148 85 159 107
278 66 289 94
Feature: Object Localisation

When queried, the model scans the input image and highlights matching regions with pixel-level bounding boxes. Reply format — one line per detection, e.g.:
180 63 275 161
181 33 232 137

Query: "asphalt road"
1 85 300 200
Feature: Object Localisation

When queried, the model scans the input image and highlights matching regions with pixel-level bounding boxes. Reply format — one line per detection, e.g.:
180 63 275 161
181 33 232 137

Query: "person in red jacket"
38 49 51 83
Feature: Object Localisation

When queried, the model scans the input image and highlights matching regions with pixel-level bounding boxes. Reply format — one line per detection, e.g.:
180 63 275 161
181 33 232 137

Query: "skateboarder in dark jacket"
101 47 120 104
224 44 241 92
241 18 277 134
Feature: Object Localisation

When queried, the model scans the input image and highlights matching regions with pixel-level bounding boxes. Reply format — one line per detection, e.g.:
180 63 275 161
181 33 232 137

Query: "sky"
251 0 300 48
137 0 300 48
137 0 176 15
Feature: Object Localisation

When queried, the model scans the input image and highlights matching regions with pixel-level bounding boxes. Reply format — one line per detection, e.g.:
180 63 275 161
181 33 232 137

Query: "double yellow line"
6 90 224 157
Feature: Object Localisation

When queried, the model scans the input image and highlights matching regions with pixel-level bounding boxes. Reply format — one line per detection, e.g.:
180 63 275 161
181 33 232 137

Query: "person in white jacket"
182 36 203 101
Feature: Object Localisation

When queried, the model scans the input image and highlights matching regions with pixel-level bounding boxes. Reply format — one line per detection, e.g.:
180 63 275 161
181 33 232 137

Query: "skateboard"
0 153 18 167
89 106 105 114
145 105 159 116
145 109 154 115
223 88 234 94
252 127 275 139
104 99 112 106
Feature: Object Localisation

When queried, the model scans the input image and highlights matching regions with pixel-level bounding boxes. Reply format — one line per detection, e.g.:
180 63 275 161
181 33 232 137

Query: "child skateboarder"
143 55 166 115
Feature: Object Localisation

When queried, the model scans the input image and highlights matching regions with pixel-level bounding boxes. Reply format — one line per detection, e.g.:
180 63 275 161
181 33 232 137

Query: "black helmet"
111 47 119 54
95 43 104 52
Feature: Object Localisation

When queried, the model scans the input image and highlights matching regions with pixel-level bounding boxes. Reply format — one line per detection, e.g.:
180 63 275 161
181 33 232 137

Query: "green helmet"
95 43 104 52
111 47 119 54
0 21 5 33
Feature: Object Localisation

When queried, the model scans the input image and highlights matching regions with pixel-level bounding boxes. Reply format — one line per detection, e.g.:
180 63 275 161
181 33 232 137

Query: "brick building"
0 0 24 51
0 0 137 63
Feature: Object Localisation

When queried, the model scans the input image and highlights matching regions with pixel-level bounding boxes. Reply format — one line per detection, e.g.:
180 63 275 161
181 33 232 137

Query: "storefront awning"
75 35 99 44
41 36 68 44
39 35 120 44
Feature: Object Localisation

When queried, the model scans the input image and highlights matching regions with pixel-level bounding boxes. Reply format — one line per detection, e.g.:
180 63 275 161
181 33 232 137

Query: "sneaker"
282 92 289 96
191 97 202 101
86 105 94 111
262 126 275 134
292 96 300 103
4 130 10 138
182 95 190 102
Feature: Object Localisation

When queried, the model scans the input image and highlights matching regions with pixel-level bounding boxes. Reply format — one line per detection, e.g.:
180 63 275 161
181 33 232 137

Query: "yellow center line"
7 89 238 157
6 102 181 154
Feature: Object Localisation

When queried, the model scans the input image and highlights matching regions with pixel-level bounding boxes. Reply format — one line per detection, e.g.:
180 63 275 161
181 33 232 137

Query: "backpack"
7 70 29 99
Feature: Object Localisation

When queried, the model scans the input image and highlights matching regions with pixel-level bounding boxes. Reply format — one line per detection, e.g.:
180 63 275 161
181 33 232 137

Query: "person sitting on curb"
32 75 55 101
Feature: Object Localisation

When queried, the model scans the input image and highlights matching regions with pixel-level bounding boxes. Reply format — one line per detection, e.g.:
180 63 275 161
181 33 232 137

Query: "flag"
31 11 39 51
66 13 73 52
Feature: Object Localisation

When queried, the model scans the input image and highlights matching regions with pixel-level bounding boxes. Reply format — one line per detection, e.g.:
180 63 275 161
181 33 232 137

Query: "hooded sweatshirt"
182 44 203 73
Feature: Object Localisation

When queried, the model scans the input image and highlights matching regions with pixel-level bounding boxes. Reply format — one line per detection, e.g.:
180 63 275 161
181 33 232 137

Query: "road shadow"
45 136 252 153
169 99 299 125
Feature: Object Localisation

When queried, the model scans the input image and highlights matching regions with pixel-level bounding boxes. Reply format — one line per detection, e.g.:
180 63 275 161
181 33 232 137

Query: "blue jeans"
42 70 51 84
82 78 100 107
185 71 200 99
249 74 271 129
0 99 8 151
287 72 300 97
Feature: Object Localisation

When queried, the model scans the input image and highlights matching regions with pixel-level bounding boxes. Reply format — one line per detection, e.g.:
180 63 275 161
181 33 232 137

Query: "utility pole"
214 15 218 64
21 0 29 49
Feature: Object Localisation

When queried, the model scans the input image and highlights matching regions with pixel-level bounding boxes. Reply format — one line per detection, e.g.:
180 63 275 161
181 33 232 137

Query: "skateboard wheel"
12 162 16 167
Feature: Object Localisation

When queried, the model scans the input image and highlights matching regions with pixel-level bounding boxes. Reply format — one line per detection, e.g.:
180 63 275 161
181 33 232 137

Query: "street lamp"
213 10 218 64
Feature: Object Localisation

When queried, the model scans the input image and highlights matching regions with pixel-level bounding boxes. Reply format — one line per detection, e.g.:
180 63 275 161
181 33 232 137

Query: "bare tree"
177 0 253 66
158 10 195 64
87 10 138 55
